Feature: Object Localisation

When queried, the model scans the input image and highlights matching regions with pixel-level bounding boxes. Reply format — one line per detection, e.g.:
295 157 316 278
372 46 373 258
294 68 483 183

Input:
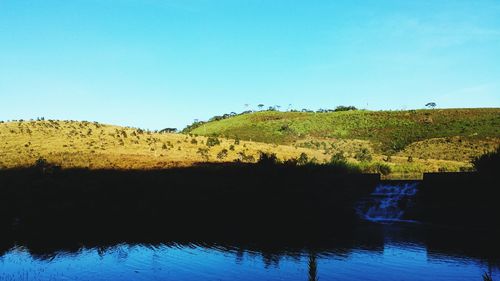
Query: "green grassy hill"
188 108 500 155
2 112 494 179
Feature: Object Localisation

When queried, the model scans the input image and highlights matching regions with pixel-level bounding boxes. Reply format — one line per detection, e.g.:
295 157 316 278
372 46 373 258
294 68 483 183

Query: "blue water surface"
1 224 498 281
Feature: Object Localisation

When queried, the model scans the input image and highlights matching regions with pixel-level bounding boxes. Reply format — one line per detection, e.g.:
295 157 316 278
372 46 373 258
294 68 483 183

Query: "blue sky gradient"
1 0 499 129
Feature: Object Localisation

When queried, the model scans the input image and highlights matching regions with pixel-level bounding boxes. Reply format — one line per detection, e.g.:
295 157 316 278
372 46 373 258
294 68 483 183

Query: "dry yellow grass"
0 120 478 179
0 120 331 169
291 136 475 179
370 155 472 180
397 136 500 162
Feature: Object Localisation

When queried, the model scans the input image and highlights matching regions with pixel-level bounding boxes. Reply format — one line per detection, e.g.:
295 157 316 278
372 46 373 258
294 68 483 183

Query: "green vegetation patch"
188 108 500 154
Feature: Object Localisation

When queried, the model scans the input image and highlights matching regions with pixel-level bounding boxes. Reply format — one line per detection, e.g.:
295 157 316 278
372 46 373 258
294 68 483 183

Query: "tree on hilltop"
425 102 437 109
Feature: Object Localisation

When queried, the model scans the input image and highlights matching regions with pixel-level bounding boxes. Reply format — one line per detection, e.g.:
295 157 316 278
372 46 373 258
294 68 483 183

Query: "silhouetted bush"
35 157 49 169
472 147 499 174
34 157 60 175
297 153 308 165
257 152 280 166
283 158 298 166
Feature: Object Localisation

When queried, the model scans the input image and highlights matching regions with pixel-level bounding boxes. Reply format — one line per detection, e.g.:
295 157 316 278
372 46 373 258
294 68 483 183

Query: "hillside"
0 120 330 170
0 116 494 179
188 108 500 158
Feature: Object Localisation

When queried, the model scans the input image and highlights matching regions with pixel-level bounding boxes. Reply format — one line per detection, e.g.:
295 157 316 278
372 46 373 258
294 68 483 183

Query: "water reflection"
308 253 318 281
1 221 499 281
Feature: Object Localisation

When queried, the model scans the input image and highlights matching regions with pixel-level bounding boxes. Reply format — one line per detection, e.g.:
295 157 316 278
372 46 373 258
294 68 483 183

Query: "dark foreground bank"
1 164 499 228
0 164 378 228
417 172 499 227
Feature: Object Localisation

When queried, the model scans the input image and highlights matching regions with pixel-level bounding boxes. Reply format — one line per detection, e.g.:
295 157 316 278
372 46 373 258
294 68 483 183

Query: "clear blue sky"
1 0 499 129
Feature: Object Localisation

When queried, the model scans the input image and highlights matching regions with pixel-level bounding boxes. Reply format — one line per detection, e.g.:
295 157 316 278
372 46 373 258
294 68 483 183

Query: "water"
1 181 499 280
1 224 499 281
357 182 419 223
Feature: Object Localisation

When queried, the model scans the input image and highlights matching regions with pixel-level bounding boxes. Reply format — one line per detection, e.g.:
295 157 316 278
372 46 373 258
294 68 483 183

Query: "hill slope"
0 120 330 170
188 108 500 157
0 119 484 179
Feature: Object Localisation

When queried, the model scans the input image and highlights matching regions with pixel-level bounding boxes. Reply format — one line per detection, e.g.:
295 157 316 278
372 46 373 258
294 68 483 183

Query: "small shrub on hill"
217 149 228 160
358 162 391 175
206 136 221 147
331 152 347 162
377 163 392 176
237 151 255 162
197 148 209 161
325 158 361 173
355 148 372 162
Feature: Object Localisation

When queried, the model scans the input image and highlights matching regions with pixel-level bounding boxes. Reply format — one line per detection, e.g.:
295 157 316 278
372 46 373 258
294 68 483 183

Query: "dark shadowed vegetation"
0 163 380 240
472 147 500 174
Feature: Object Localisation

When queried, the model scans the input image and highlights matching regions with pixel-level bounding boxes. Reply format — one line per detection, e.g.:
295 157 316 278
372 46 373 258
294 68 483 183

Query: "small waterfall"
357 182 419 223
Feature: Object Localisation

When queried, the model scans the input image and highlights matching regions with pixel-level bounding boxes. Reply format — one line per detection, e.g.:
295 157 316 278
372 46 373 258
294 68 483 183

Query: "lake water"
1 223 499 281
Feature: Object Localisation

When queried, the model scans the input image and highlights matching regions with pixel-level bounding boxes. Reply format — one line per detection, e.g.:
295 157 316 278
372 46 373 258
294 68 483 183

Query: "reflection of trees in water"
483 262 496 281
260 251 318 280
262 253 280 269
2 221 500 281
308 253 318 281
235 249 244 264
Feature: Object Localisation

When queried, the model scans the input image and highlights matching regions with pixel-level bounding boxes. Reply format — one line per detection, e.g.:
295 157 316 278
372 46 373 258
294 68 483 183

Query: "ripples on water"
1 224 499 281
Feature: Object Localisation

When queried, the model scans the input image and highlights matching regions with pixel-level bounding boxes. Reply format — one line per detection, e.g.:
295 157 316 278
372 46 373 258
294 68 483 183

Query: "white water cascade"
357 183 419 223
